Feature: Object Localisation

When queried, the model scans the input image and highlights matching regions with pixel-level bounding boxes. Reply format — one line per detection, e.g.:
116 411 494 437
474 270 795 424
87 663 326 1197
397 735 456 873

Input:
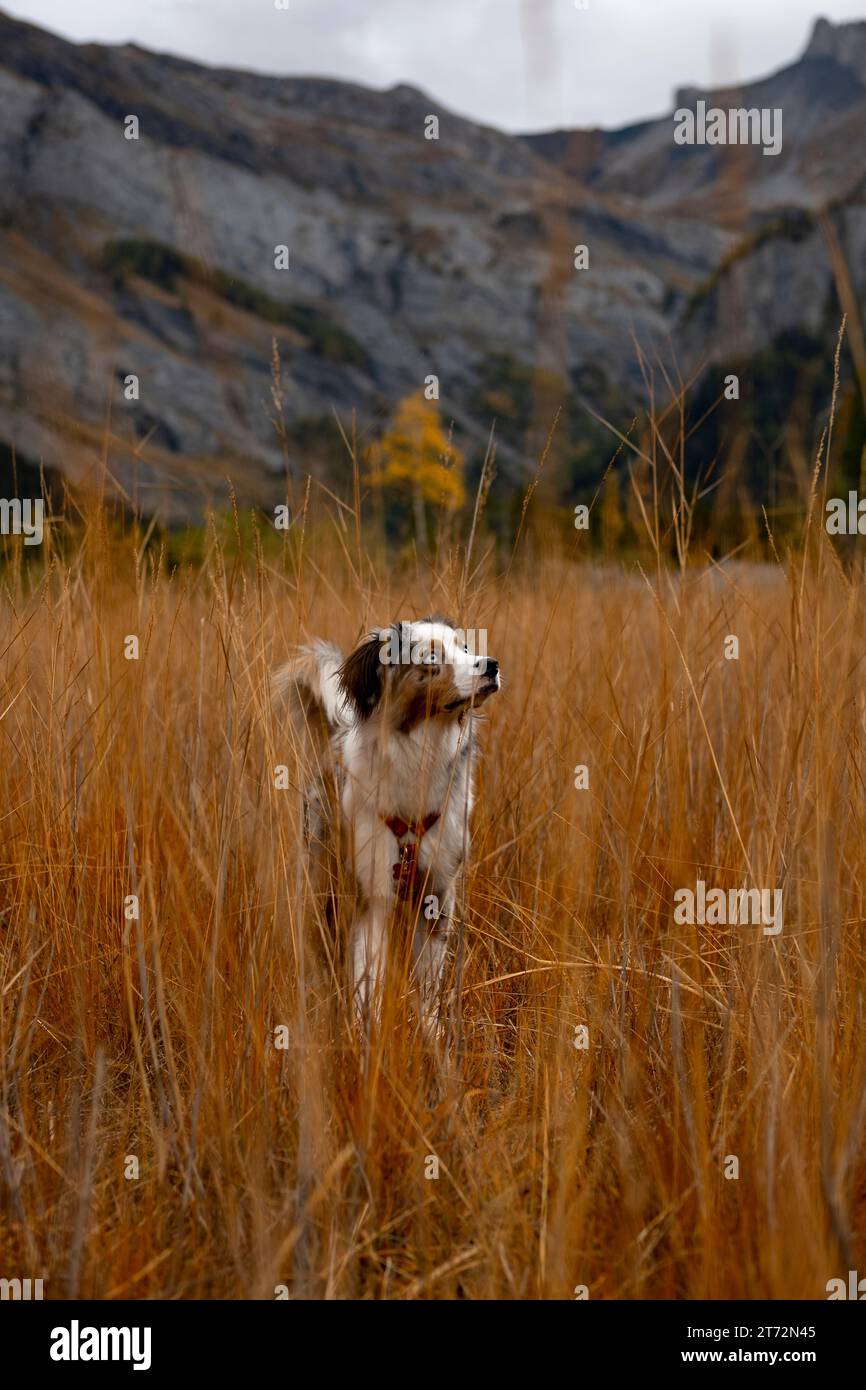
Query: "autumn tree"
369 391 465 544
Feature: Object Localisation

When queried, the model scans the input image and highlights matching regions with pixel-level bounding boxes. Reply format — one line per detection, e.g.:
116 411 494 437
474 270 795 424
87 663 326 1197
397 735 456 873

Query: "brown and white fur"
274 619 500 1034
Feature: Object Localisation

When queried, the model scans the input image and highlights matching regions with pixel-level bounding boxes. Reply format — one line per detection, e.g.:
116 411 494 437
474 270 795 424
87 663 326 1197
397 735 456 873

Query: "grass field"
1 471 865 1301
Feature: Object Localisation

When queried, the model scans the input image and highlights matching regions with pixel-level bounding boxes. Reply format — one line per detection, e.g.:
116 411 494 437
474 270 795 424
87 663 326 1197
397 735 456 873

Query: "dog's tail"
271 639 350 739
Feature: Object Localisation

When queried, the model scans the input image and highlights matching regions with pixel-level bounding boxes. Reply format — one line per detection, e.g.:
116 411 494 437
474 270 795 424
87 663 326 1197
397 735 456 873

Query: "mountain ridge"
0 9 864 521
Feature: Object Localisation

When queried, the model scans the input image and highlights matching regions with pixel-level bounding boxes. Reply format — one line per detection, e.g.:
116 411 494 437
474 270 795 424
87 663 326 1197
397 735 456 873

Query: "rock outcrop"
0 11 863 519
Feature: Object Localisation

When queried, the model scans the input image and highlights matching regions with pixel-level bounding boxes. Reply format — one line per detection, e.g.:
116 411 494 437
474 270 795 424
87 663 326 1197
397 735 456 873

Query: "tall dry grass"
1 472 866 1300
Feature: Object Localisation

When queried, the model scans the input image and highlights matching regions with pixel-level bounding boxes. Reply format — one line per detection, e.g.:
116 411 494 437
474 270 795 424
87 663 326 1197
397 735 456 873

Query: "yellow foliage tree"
369 391 465 514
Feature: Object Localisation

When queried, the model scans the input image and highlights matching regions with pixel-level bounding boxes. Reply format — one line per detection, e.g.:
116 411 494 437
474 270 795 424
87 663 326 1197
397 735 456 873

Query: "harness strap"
382 810 441 842
380 810 441 901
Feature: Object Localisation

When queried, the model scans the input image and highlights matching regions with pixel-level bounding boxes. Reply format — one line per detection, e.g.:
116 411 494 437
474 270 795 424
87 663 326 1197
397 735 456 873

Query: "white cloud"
5 0 866 131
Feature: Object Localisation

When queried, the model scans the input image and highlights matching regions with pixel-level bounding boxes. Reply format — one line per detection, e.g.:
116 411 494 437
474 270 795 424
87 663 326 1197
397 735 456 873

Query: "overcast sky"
5 0 866 132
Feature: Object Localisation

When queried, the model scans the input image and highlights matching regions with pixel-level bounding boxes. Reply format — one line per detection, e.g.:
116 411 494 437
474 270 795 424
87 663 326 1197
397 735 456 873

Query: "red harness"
381 810 441 902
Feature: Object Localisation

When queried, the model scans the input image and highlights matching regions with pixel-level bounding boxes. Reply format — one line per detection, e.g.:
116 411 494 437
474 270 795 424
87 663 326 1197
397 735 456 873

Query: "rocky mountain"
0 10 864 521
524 18 866 213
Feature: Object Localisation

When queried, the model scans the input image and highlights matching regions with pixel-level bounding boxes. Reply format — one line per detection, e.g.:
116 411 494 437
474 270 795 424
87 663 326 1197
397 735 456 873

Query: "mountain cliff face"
0 10 864 520
523 16 866 212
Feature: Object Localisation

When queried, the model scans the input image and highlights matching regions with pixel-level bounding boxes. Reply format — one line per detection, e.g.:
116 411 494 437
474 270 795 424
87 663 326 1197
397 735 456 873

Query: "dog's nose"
484 659 499 679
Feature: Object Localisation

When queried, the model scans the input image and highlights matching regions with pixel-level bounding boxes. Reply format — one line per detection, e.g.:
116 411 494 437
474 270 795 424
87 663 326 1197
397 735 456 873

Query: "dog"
274 618 500 1034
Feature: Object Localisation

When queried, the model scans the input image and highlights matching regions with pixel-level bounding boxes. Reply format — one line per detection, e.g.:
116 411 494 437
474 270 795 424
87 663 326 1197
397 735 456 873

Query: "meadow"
1 462 865 1301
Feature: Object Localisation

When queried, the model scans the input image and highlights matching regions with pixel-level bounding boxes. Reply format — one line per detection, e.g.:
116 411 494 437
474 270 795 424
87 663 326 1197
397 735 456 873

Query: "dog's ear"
339 632 385 720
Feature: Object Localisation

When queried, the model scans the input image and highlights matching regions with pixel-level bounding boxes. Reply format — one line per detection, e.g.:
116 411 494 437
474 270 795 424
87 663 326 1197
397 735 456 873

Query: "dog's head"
338 618 500 731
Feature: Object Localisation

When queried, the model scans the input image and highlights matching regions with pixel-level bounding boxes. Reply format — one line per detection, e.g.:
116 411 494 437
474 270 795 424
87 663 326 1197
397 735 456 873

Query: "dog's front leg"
347 807 396 1031
412 888 455 1039
350 900 389 1029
